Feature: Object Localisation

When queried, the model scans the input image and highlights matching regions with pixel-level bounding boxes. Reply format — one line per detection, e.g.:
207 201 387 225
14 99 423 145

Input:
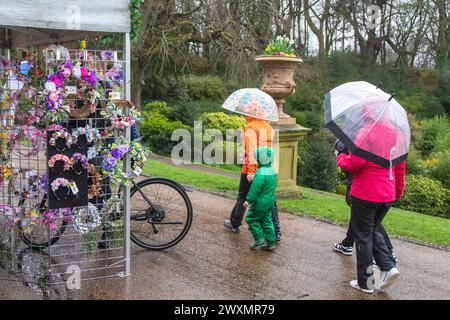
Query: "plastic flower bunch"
101 101 140 131
102 138 133 185
130 141 149 175
264 35 296 57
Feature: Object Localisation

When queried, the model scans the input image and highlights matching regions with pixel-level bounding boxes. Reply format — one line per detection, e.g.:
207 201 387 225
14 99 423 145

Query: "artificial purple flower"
102 156 117 171
86 70 98 89
111 147 121 159
64 60 73 69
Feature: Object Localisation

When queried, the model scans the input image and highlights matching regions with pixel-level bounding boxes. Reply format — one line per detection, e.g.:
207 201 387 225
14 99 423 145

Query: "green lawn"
143 159 450 247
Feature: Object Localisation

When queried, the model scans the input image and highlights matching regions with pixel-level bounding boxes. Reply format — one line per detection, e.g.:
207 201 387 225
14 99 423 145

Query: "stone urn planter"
255 55 308 198
255 55 303 125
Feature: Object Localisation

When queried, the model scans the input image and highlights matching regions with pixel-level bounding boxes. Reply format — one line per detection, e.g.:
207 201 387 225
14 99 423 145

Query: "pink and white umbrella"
324 81 410 168
222 88 279 122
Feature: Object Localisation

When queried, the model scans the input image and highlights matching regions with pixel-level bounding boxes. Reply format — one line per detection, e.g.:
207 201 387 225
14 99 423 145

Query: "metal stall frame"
0 1 133 290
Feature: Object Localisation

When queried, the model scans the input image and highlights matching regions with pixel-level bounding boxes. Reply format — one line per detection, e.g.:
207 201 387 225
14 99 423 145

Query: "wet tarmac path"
1 189 449 300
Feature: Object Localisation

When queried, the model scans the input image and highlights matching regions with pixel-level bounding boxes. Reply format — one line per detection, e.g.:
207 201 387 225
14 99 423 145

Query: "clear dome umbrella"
324 81 411 168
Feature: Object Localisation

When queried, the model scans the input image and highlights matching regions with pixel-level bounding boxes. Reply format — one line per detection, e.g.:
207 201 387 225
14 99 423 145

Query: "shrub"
172 100 221 125
198 112 245 165
140 111 192 156
143 101 173 118
396 175 449 218
405 146 425 175
416 116 449 157
199 112 245 134
428 151 450 189
417 96 445 118
179 75 226 101
291 111 308 127
298 133 337 192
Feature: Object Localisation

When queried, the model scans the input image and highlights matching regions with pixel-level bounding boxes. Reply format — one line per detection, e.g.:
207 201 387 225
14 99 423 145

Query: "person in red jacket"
336 143 405 294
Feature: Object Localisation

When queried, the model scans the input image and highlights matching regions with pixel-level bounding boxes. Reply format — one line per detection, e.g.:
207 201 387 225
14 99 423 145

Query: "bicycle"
9 171 193 251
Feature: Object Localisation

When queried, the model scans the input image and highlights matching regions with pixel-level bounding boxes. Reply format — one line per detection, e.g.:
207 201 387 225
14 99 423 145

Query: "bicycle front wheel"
130 178 193 250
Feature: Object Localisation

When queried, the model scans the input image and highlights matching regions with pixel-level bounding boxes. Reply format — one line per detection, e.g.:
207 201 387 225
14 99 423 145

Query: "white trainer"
379 267 400 289
350 280 374 294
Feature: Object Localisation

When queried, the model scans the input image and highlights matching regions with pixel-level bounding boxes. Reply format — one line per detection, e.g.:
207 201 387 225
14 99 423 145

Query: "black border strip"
325 121 408 168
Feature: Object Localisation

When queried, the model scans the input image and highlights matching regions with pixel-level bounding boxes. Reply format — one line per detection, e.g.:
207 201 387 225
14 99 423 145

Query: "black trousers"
342 221 393 252
350 196 396 289
230 173 281 234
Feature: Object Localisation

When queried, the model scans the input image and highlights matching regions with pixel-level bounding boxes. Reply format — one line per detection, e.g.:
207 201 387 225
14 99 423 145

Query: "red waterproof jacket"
337 152 406 203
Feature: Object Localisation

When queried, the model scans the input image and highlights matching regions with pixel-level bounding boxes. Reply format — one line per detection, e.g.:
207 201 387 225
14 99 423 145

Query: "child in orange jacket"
224 116 281 241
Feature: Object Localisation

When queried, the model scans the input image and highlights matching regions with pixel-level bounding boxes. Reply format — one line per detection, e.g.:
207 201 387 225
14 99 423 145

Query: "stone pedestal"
255 55 309 198
272 123 309 199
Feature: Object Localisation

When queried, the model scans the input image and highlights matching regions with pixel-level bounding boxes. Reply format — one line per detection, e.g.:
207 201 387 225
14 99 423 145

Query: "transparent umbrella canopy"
324 81 411 168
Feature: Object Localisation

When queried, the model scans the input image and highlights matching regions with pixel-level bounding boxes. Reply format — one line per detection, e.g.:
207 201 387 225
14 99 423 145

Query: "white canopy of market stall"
0 0 133 276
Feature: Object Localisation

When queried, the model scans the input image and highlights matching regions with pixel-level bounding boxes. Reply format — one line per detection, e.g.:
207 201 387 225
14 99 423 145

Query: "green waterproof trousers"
246 209 276 245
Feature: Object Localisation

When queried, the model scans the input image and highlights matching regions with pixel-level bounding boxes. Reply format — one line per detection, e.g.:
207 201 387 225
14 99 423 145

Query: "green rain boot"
261 243 276 252
249 239 266 250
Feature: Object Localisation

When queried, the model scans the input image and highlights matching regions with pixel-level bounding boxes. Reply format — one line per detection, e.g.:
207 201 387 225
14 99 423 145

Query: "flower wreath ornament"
71 153 88 174
50 177 74 200
101 100 141 131
72 202 101 235
9 125 47 157
43 58 103 122
48 154 73 174
49 129 74 152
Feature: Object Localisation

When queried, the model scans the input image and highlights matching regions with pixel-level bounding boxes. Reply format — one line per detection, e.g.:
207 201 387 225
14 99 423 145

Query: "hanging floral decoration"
71 125 101 148
101 136 149 185
8 125 47 157
43 58 103 123
71 153 89 174
48 154 73 173
50 178 75 200
101 101 141 131
41 208 72 232
49 128 74 151
72 203 102 235
88 164 102 199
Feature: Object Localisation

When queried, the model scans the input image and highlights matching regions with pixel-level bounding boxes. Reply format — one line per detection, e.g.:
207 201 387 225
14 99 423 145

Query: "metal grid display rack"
0 46 132 298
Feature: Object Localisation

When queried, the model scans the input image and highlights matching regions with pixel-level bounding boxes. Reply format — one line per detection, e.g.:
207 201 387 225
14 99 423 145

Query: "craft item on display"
0 162 13 185
87 147 98 160
22 169 47 199
41 208 72 232
72 203 101 234
130 140 148 176
71 153 88 175
9 125 46 157
19 208 40 234
101 100 141 130
88 164 102 199
49 129 74 152
50 178 76 200
43 58 103 122
20 61 33 76
48 154 72 174
101 137 149 185
71 125 100 149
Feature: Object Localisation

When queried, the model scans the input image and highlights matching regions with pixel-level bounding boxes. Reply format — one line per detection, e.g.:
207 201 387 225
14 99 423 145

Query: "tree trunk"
435 0 448 71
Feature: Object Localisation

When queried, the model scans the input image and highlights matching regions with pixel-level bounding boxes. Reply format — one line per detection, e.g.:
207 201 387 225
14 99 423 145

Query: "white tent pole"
122 32 131 277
